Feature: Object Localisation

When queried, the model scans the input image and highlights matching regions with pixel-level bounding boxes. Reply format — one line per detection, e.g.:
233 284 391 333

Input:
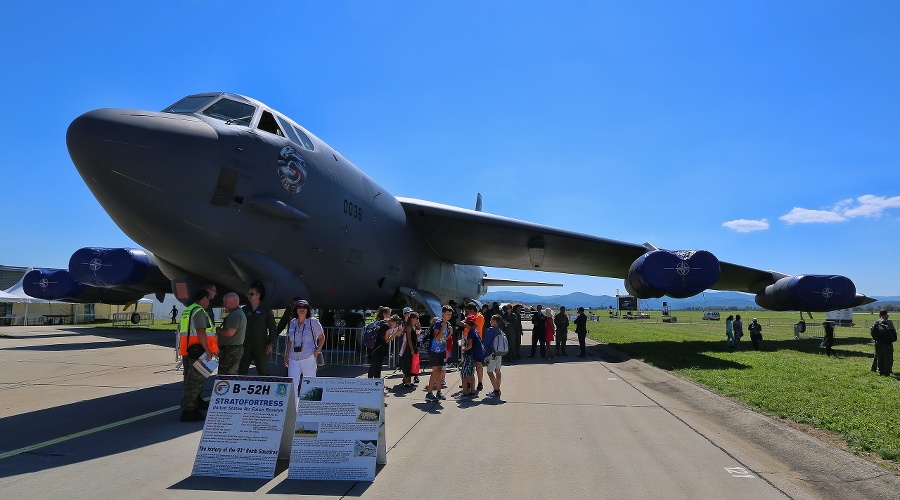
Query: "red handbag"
411 353 420 375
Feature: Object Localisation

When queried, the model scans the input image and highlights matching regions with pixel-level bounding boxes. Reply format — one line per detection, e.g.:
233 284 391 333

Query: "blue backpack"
362 320 382 349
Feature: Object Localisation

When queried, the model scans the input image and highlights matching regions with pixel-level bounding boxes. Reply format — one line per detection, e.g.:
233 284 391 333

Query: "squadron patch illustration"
277 145 308 194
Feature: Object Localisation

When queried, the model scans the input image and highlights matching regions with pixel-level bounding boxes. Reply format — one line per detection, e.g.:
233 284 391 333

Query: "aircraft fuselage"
66 93 483 309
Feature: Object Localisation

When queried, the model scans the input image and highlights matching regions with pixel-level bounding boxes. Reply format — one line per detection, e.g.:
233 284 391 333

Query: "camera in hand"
293 346 303 353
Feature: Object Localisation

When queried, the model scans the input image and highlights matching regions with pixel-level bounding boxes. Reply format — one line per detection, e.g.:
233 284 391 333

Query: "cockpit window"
292 125 315 151
162 95 217 114
201 98 257 126
274 116 315 151
276 116 302 144
257 111 284 137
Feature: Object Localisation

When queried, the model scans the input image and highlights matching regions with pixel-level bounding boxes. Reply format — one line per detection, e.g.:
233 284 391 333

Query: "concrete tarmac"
0 325 897 499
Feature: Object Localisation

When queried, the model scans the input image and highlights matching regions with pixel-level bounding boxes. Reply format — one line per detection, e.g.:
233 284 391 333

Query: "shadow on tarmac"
0 359 370 481
0 381 194 478
3 326 175 349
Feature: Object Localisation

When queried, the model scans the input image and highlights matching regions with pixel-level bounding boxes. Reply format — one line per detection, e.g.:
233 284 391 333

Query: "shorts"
485 355 502 372
428 351 446 367
459 355 475 377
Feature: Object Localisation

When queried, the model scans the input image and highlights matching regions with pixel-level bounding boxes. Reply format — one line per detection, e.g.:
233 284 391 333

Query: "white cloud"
779 208 847 225
722 219 769 233
779 194 900 225
841 194 900 218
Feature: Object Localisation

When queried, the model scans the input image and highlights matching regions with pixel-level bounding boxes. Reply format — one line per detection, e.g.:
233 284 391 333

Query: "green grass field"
583 310 899 470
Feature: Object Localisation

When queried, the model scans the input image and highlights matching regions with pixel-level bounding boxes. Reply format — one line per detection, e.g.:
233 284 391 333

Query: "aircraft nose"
67 108 219 190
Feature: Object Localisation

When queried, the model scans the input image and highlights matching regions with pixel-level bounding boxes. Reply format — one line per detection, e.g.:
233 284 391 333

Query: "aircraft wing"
398 197 783 295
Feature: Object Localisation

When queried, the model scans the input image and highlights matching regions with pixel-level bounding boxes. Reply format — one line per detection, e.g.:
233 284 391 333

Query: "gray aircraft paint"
67 93 482 314
65 92 873 314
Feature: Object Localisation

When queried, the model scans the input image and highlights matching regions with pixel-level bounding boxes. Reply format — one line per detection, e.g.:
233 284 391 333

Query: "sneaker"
413 376 419 383
486 390 498 397
476 383 483 392
460 392 473 399
179 410 205 422
426 393 436 401
437 392 446 400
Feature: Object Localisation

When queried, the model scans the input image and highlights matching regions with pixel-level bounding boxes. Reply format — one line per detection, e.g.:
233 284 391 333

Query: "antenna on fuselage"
475 193 482 212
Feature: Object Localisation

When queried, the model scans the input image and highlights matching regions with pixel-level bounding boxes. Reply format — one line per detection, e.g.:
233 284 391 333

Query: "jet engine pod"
23 268 148 304
625 250 721 299
69 247 167 290
23 268 85 300
754 275 857 312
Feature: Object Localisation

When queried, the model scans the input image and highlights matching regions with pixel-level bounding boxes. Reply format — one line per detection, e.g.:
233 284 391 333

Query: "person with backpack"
748 318 763 350
482 314 506 397
870 309 897 376
459 314 481 398
424 305 454 401
365 307 391 381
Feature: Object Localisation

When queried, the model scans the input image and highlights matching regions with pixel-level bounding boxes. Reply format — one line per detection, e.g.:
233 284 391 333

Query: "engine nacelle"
24 268 84 300
625 250 721 299
69 247 169 292
754 275 859 312
23 268 146 304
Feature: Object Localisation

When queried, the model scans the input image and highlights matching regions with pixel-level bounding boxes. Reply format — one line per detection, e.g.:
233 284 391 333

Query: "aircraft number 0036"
343 199 362 220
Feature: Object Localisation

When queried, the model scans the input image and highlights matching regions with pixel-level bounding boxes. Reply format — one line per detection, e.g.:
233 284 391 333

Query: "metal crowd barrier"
269 327 399 369
111 311 155 327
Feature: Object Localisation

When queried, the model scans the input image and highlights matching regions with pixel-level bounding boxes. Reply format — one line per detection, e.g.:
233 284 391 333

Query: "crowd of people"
176 292 590 421
177 287 897 423
362 301 588 401
177 281 325 422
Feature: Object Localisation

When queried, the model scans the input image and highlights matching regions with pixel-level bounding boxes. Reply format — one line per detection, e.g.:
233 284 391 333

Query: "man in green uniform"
179 289 215 422
871 309 897 376
218 292 246 375
276 296 301 336
239 281 278 376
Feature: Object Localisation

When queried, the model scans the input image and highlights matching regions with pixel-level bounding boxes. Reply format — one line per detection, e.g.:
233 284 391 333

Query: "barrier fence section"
270 327 400 369
111 311 155 327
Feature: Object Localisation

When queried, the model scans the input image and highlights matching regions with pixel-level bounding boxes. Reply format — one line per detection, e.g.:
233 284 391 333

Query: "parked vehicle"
701 311 721 321
825 308 854 327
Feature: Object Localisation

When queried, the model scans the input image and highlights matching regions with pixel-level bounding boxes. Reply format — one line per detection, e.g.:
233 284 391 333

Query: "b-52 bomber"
23 92 875 316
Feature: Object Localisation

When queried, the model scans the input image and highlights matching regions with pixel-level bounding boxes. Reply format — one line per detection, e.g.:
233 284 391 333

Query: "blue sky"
2 2 899 297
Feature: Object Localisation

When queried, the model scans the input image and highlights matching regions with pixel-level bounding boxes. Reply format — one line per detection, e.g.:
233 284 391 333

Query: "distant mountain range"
480 290 900 311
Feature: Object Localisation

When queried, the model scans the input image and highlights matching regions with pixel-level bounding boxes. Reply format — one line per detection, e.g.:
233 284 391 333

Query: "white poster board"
288 377 385 481
191 375 296 478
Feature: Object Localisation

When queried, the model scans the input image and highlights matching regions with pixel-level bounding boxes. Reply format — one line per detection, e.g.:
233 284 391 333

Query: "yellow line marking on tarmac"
0 405 181 460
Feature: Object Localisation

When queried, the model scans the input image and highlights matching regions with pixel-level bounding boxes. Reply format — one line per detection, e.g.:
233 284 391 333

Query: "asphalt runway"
1 325 897 499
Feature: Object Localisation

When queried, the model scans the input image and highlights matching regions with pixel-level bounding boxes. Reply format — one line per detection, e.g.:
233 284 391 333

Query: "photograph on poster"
295 421 319 438
300 387 324 401
354 440 377 457
356 406 380 422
